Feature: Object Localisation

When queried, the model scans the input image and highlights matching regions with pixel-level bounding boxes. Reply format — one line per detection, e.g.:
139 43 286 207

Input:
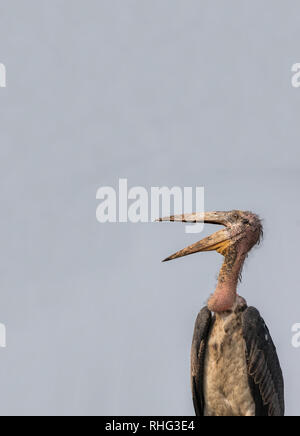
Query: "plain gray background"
0 0 299 416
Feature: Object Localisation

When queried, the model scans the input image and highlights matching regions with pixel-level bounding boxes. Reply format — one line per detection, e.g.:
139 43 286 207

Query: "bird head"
158 210 263 262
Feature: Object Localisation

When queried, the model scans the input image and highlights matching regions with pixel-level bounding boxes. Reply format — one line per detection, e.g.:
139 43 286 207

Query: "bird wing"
242 307 285 416
190 306 214 416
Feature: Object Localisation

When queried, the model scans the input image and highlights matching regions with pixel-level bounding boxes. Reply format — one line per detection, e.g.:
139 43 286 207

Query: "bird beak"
158 212 232 262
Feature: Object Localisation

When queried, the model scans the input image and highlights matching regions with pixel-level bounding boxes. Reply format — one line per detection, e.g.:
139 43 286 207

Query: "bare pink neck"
207 247 246 313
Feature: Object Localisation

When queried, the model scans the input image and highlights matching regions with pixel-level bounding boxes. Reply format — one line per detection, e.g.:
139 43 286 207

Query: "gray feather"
242 307 285 416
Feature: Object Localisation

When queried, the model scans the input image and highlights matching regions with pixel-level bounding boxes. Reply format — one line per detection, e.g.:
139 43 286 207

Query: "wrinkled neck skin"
208 245 247 313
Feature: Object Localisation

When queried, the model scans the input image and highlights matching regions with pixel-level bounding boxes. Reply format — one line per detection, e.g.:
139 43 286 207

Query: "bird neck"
208 245 247 313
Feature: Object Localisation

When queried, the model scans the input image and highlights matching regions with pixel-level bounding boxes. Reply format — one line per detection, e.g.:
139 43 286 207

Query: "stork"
159 210 284 417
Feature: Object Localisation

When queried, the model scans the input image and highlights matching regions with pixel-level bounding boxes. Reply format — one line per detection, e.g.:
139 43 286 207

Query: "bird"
158 210 284 417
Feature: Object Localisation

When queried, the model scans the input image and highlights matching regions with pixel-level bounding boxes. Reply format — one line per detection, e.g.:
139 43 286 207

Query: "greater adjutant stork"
159 210 284 417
